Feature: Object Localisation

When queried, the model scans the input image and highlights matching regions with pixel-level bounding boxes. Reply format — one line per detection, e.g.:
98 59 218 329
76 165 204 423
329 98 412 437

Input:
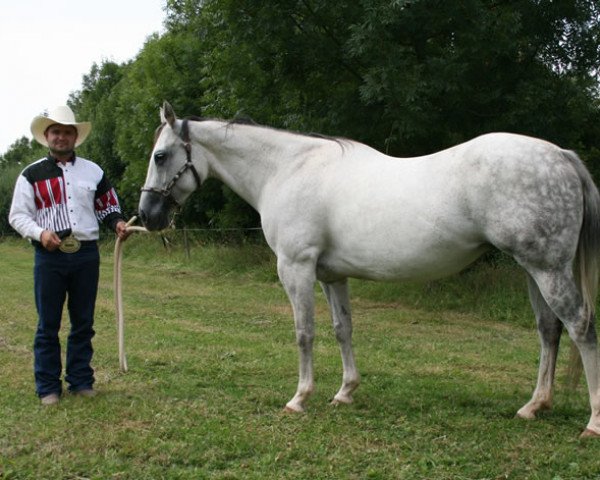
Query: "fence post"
183 226 191 259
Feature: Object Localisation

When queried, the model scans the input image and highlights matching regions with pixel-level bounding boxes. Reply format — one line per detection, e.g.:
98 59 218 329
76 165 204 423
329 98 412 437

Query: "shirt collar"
47 152 77 164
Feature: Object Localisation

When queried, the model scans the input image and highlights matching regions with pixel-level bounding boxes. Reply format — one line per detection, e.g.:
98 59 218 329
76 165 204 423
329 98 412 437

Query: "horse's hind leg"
526 267 600 434
516 274 563 419
321 280 360 405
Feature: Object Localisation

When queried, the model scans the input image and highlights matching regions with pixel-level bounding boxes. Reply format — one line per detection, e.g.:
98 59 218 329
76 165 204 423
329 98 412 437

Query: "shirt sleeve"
8 174 45 241
94 173 125 231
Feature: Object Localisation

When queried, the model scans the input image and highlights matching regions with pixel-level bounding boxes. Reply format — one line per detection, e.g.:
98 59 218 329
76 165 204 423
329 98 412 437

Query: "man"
9 105 131 406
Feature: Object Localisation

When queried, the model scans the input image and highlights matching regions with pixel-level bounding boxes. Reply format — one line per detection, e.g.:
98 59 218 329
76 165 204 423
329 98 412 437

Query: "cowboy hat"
30 105 92 147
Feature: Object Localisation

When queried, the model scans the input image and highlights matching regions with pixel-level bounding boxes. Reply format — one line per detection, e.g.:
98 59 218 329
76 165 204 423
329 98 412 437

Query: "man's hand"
115 220 132 241
40 230 61 251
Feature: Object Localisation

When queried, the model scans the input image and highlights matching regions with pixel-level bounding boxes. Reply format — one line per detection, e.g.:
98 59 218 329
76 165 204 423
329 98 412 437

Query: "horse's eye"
154 150 167 164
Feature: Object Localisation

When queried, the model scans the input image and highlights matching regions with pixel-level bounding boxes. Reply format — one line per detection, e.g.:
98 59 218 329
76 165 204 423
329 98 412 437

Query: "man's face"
44 124 78 155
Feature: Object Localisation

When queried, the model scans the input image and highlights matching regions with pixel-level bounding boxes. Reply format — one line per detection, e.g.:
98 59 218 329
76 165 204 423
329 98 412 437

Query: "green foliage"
196 0 381 140
70 62 127 190
0 139 46 236
1 0 600 232
0 163 23 235
0 137 45 168
345 0 600 154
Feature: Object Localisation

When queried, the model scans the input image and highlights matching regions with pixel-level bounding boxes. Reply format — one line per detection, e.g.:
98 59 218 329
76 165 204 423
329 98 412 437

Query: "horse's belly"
312 191 488 282
316 235 489 283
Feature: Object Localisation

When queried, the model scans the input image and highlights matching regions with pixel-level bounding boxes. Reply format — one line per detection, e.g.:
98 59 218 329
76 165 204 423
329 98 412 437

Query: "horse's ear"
161 101 177 128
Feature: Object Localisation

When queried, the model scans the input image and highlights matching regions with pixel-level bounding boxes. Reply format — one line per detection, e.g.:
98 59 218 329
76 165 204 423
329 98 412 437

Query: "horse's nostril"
138 210 147 225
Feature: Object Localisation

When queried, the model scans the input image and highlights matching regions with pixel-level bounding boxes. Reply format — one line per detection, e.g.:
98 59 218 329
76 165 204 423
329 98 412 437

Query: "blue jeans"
33 242 99 397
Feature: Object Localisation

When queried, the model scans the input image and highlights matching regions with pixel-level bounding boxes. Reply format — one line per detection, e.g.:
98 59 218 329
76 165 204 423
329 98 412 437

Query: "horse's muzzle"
138 191 173 231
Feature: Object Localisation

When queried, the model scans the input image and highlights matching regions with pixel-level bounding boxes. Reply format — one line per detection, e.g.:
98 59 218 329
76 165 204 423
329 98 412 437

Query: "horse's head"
138 102 205 230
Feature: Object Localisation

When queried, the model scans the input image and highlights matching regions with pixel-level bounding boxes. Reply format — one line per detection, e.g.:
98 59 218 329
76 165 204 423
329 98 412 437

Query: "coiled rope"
114 216 148 372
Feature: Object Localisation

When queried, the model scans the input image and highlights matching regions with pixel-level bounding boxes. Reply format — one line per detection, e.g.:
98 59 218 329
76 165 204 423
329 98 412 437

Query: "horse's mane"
195 115 345 145
155 114 347 148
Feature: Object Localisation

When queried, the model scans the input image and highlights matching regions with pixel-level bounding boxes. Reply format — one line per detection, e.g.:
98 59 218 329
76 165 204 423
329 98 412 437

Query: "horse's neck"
193 121 312 210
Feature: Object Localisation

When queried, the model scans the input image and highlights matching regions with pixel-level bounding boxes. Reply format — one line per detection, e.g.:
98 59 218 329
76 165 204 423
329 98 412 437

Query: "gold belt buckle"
59 234 81 253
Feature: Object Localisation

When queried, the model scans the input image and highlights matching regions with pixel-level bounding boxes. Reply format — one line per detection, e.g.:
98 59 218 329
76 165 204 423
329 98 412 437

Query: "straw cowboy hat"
30 105 92 147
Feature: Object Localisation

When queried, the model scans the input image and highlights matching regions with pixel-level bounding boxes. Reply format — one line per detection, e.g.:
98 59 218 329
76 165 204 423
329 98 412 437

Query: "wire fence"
1 226 266 248
0 225 264 235
140 227 266 255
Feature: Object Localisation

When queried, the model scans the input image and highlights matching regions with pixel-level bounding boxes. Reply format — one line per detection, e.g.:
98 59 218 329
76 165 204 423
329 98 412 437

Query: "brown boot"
40 393 60 406
73 389 97 398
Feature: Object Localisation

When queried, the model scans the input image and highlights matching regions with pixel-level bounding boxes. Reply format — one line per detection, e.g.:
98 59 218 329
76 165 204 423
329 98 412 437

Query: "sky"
0 0 167 155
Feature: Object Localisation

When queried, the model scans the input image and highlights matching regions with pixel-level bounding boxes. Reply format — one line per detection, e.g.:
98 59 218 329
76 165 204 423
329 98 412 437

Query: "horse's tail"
563 149 600 388
565 150 600 319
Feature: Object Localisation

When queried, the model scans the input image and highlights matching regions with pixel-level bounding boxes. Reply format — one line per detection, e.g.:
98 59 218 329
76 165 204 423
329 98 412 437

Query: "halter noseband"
141 119 202 206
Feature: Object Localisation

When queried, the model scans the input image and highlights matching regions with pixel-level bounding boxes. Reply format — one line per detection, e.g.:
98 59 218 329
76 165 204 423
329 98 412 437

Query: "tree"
0 162 23 236
0 138 46 235
346 0 600 154
0 137 45 168
1 0 599 234
70 62 127 186
193 0 375 136
169 0 599 153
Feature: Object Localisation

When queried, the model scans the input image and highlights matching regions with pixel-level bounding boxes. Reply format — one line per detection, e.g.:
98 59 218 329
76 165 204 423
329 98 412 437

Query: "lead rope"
114 216 148 372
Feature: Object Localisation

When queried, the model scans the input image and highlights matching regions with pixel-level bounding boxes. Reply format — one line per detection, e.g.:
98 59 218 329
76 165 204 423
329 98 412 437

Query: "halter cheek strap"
141 119 202 206
180 119 203 188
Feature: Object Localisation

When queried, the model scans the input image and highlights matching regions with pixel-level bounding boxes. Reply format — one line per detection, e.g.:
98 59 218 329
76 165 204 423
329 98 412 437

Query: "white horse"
139 102 600 436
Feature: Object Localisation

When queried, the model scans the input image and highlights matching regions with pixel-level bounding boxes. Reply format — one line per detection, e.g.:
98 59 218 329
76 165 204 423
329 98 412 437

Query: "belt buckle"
59 234 81 253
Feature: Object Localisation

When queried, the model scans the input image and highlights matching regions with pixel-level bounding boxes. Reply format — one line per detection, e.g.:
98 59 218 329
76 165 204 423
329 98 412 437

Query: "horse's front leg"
278 255 317 413
321 280 360 405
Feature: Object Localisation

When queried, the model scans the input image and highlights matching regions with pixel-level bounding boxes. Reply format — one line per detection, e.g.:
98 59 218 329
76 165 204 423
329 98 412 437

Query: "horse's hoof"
330 395 353 406
515 408 536 420
580 428 600 438
283 404 304 414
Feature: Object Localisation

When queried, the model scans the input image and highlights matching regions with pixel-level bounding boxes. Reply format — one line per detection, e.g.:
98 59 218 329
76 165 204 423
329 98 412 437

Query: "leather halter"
140 119 202 206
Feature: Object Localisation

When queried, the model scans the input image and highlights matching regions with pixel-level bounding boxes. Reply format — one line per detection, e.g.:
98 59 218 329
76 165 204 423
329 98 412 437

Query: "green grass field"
1 236 599 479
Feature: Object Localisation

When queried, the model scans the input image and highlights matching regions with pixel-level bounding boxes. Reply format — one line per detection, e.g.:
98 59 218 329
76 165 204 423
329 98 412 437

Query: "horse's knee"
295 330 314 349
566 318 597 346
333 323 352 343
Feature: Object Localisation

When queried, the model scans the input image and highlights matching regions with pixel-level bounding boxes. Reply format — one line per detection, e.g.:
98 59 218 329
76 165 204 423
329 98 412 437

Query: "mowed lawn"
1 236 599 479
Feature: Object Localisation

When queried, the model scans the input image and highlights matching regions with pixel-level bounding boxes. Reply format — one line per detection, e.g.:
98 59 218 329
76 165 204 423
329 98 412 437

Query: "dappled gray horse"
139 102 600 436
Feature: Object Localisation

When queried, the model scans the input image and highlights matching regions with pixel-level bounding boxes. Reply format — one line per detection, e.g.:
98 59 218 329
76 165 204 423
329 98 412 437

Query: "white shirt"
9 156 123 241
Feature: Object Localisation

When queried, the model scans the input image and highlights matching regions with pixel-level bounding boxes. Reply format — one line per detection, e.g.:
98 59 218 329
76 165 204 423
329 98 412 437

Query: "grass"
1 236 599 479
